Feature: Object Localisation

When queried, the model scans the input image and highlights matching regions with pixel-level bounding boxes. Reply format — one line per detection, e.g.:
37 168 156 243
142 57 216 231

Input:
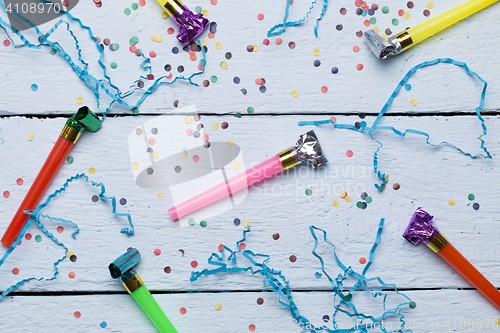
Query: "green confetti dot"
67 156 74 164
356 201 364 208
112 43 120 51
344 295 352 302
188 218 195 226
132 107 139 115
392 18 399 26
199 59 206 66
305 189 312 196
129 36 139 45
210 75 218 83
35 235 42 242
409 301 416 309
382 6 389 13
468 194 475 201
131 3 138 10
365 196 372 203
200 220 207 227
124 8 131 15
195 6 202 13
235 112 242 118
370 17 376 24
247 107 254 114
110 62 117 69
50 48 57 55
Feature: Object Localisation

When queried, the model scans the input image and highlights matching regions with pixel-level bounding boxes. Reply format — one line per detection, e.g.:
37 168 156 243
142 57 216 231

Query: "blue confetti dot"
323 315 330 322
233 76 240 84
368 8 375 15
259 86 266 93
241 88 247 95
109 44 115 51
172 47 179 54
233 218 241 226
360 121 367 128
360 192 368 200
405 83 411 91
331 67 339 74
193 131 200 138
100 321 107 328
120 198 127 205
182 45 189 52
361 202 367 209
361 9 367 17
315 272 322 279
209 26 217 33
313 60 321 67
31 84 38 91
473 203 480 210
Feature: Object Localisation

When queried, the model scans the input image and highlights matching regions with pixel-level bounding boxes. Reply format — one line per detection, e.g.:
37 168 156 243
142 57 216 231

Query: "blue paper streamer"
267 0 329 38
191 219 414 333
0 173 134 300
0 3 206 115
298 58 491 191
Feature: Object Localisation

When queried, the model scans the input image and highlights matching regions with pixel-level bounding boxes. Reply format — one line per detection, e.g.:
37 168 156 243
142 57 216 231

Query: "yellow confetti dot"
27 133 34 141
381 34 387 40
313 49 320 56
215 42 222 49
233 162 240 170
67 251 75 258
410 99 418 106
201 39 208 46
385 174 389 182
202 9 209 16
372 26 379 33
345 196 352 203
157 192 164 198
214 303 222 311
156 35 163 42
339 190 346 198
212 123 219 130
89 167 96 174
496 318 500 326
186 116 193 124
427 2 433 9
152 151 159 159
403 12 410 19
252 44 259 52
332 200 340 207
76 97 83 104
243 220 251 228
448 199 455 206
226 139 234 146
220 61 228 70
182 153 188 159
131 162 139 169
291 90 299 97
161 11 169 19
150 35 157 42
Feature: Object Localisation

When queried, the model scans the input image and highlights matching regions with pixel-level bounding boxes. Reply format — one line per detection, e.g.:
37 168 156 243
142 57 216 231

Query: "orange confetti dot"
208 32 215 39
190 54 197 61
249 324 256 331
321 86 328 93
12 268 19 275
16 178 23 185
330 116 337 123
57 226 64 233
346 150 353 157
359 257 367 264
138 0 145 6
255 78 262 85
74 311 81 318
202 134 209 141
148 138 156 145
275 37 282 45
218 244 224 251
356 63 364 71
363 20 371 27
180 307 187 314
239 243 246 250
210 0 217 4
68 271 76 279
353 45 360 53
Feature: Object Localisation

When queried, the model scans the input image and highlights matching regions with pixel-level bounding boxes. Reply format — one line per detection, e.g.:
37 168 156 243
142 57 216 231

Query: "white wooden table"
1 0 500 332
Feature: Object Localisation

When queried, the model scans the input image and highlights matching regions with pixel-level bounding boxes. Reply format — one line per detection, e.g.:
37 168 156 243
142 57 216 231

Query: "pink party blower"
169 130 327 220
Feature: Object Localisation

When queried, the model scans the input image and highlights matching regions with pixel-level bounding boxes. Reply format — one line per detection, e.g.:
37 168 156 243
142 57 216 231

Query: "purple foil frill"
171 6 210 46
402 207 440 245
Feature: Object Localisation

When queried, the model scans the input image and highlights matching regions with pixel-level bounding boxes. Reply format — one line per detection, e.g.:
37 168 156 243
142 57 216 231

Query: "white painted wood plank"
0 115 498 294
0 0 499 114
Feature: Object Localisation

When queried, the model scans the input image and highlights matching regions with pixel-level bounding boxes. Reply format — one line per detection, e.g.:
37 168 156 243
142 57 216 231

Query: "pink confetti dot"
25 233 32 240
180 307 187 314
355 0 362 6
321 86 328 93
167 73 173 79
74 311 81 318
192 155 200 162
346 150 353 157
353 45 360 53
3 39 10 47
186 129 193 136
57 226 64 233
149 51 157 58
154 248 161 256
398 9 405 16
210 0 217 4
239 243 246 250
129 45 137 52
12 268 19 275
68 271 76 279
257 13 264 20
167 27 175 35
263 38 270 46
136 128 143 135
249 324 256 331
191 260 198 268
148 138 156 145
3 191 10 198
197 65 203 71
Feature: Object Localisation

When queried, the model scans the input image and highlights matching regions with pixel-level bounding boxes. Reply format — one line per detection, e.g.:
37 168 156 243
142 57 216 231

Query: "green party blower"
109 248 178 333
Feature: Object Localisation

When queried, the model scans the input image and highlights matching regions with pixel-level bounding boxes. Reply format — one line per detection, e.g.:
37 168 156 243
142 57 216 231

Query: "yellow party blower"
364 0 499 59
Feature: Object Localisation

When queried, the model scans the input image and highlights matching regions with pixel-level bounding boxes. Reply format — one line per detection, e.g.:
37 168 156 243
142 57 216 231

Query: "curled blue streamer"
298 58 492 191
0 173 134 300
0 3 206 115
191 220 414 333
267 0 328 38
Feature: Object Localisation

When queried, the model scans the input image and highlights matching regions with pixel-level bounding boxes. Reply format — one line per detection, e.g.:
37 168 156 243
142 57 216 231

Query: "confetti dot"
331 67 339 74
288 41 296 49
393 183 400 190
188 218 195 226
473 203 480 210
202 9 209 16
12 268 19 275
249 324 256 331
247 106 254 114
220 61 228 69
57 226 64 233
244 220 251 228
448 199 455 206
35 235 42 242
215 42 222 49
291 90 299 97
227 139 234 146
410 99 417 106
30 83 39 92
3 39 11 47
423 9 431 17
124 7 131 15
345 196 352 202
3 190 10 198
403 12 410 19
427 2 433 9
365 196 372 203
275 37 282 45
263 38 270 45
239 243 246 250
192 155 200 162
353 45 360 53
70 255 77 262
233 162 240 170
200 220 207 227
253 44 259 52
180 307 187 315
344 295 352 302
25 233 32 240
257 297 264 305
157 192 164 198
392 18 399 26
191 261 198 268
340 7 347 15
221 122 228 129
382 6 389 13
346 150 353 157
100 321 107 328
211 75 218 83
405 84 412 91
68 271 76 279
315 272 322 279
332 200 340 207
211 0 217 4
154 248 161 256
321 86 328 93
305 189 312 196
336 24 343 31
289 255 297 262
76 97 84 104
110 62 117 69
234 218 241 226
272 233 280 240
359 257 366 264
91 195 99 203
74 311 81 318
356 201 364 208
313 60 321 67
356 64 363 71
409 301 417 309
214 303 222 311
339 190 347 198
468 194 475 201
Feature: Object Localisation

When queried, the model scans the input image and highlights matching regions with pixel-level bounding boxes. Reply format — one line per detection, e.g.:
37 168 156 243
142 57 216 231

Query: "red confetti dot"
12 268 19 275
356 63 364 71
363 20 371 27
218 244 224 251
74 311 81 318
164 266 172 273
249 324 256 331
154 248 161 256
167 27 175 35
353 45 360 53
393 183 400 190
3 39 11 47
321 86 328 93
167 73 173 79
398 9 405 16
129 45 137 52
257 13 264 20
192 155 200 162
191 260 198 268
68 271 76 279
263 38 270 46
359 257 367 264
18 240 21 246
330 116 337 123
149 51 157 58
346 150 353 157
423 9 430 17
3 191 10 198
210 0 217 4
16 178 23 185
25 233 32 240
407 1 414 9
355 0 362 6
147 74 154 80
257 297 264 305
180 307 187 314
340 7 347 15
62 0 69 6
289 255 297 262
272 233 280 240
239 243 246 250
139 0 146 6
57 226 64 233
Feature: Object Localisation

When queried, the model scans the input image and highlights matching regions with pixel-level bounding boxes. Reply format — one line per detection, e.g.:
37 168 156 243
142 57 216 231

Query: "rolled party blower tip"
403 207 500 310
169 130 327 220
155 0 209 46
1 107 101 248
